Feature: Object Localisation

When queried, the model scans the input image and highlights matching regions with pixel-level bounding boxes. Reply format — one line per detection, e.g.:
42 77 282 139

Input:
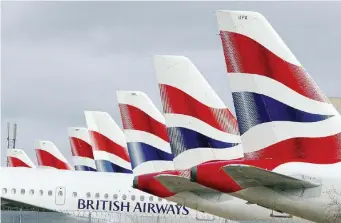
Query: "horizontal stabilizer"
222 165 321 190
155 174 216 194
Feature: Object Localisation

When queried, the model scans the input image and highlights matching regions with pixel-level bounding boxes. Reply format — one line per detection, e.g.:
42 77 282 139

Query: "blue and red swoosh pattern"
159 84 240 155
220 30 341 161
160 84 239 135
120 104 170 142
89 130 132 173
69 137 96 171
167 127 238 151
232 92 333 135
220 31 328 103
119 104 173 169
89 131 130 162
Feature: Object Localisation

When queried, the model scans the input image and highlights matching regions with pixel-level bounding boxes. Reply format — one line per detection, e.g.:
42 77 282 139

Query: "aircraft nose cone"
133 176 139 189
190 166 197 182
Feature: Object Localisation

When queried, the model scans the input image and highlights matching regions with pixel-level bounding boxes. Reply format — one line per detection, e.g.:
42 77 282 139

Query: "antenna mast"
6 122 18 166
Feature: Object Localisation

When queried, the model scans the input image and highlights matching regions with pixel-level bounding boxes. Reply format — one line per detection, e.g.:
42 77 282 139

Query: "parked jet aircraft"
189 10 341 223
124 64 306 221
7 149 35 168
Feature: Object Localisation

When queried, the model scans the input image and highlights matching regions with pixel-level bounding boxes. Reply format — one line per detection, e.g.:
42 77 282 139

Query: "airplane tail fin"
7 149 35 168
216 10 341 160
68 127 97 171
84 111 132 173
153 55 243 169
35 140 73 170
117 90 174 175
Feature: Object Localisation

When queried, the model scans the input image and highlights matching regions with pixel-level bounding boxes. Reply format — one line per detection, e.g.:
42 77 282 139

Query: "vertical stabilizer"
84 111 132 173
68 127 97 171
7 149 35 168
153 55 243 169
216 10 341 160
35 141 73 170
117 90 174 175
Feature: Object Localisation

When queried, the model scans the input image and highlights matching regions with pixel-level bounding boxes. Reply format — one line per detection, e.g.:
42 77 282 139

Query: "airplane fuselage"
0 168 199 219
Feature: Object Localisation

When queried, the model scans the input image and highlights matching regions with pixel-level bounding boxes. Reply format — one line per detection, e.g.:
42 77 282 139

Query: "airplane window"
29 189 34 195
149 196 153 202
11 188 16 194
73 192 77 197
122 194 127 200
21 189 25 195
58 191 63 196
131 195 136 201
39 190 43 196
95 193 100 199
48 190 52 196
113 194 118 200
140 195 144 201
104 193 108 199
86 192 91 198
158 197 162 202
2 188 7 194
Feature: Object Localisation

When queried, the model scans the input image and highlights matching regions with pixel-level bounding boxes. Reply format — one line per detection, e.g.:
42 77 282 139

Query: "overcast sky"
2 1 341 166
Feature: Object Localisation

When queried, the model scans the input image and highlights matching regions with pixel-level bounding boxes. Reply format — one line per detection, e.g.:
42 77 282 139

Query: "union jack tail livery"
117 90 174 175
35 141 73 170
7 149 35 168
84 111 132 173
153 55 243 169
217 10 341 161
68 127 97 171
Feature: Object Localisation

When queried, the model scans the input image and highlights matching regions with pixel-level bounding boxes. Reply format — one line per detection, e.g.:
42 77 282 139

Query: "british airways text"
78 199 190 215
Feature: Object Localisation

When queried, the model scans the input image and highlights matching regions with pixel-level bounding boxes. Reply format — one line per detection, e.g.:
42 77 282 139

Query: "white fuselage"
230 162 341 223
0 167 318 222
0 167 211 220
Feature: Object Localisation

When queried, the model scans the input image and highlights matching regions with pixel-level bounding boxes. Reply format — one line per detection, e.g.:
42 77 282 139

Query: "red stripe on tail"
160 84 239 135
119 104 170 142
220 31 328 103
36 149 71 170
89 131 130 162
8 157 31 168
69 137 94 159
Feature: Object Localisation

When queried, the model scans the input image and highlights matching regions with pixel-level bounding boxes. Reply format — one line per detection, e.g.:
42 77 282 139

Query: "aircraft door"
55 187 66 205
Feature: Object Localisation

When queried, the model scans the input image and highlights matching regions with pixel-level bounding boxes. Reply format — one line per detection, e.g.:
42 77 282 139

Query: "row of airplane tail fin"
5 10 341 222
7 56 245 173
7 56 341 173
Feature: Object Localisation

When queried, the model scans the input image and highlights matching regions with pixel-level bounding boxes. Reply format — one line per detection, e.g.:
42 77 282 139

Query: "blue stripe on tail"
167 127 239 157
74 165 97 172
95 160 132 173
232 92 334 135
127 142 174 169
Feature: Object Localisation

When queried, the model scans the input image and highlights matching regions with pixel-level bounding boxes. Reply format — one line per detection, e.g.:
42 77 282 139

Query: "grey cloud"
2 1 341 165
